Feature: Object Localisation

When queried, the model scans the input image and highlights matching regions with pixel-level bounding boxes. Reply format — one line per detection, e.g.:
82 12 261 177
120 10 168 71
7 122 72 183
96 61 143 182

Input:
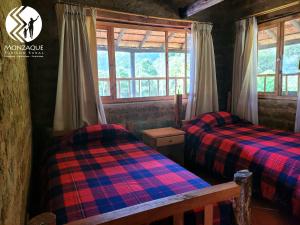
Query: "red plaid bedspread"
183 112 300 217
44 124 232 225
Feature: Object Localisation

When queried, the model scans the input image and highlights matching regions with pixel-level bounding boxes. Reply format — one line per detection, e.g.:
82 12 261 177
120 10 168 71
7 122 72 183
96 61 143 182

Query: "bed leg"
233 170 253 225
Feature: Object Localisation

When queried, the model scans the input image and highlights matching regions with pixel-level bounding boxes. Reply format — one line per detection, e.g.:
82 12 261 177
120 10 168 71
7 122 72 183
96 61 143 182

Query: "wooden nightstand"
142 127 185 165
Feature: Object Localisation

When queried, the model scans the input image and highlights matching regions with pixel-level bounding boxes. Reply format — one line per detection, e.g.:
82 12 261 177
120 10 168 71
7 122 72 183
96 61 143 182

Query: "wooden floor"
194 170 299 225
252 199 298 225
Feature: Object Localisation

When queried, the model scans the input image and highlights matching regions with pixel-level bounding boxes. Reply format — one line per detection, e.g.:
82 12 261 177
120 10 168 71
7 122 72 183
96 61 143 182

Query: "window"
258 15 300 97
97 23 191 102
97 29 110 96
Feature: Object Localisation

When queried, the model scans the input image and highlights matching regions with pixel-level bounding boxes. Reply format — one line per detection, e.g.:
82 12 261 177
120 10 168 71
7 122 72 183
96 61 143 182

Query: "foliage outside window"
96 24 191 103
257 16 300 97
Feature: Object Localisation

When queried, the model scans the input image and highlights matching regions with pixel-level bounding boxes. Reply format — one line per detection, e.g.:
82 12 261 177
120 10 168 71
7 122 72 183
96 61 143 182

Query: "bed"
42 124 247 225
183 111 300 217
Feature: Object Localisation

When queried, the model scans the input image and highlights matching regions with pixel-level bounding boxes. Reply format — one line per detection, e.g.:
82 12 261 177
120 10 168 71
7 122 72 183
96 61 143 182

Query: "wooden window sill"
102 96 188 104
258 95 297 101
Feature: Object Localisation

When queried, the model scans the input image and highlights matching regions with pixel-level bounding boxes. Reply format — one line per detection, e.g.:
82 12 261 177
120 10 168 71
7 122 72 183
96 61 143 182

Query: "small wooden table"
142 127 185 165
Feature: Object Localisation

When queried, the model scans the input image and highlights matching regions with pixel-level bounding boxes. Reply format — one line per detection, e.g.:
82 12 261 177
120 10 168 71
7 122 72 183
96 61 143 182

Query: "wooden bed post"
233 170 253 225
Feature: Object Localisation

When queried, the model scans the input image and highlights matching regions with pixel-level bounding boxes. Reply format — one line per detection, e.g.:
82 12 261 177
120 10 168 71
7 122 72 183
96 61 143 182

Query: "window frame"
96 21 191 104
258 13 300 100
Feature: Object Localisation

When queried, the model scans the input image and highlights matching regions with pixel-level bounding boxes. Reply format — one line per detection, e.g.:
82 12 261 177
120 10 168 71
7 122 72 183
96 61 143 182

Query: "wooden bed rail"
65 170 252 225
29 170 252 225
67 182 240 225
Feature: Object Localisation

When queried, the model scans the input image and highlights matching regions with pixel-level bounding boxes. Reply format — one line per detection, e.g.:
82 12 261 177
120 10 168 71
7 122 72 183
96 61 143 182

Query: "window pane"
135 81 140 97
176 79 184 94
99 81 110 96
169 79 175 95
135 52 165 77
141 80 150 97
287 75 298 95
97 51 110 78
97 29 110 96
258 27 277 75
159 80 166 96
117 80 132 98
265 76 275 92
257 76 265 92
169 52 185 77
114 28 166 98
168 32 186 78
168 32 190 96
283 18 300 74
282 75 287 95
150 80 159 96
116 52 131 78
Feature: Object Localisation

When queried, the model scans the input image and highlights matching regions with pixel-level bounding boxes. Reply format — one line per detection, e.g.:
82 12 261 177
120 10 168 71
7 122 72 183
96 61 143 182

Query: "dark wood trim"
179 0 224 18
184 32 188 95
165 31 169 96
107 27 117 100
96 9 192 29
278 21 284 96
96 21 190 33
258 95 297 101
257 11 300 25
102 96 188 104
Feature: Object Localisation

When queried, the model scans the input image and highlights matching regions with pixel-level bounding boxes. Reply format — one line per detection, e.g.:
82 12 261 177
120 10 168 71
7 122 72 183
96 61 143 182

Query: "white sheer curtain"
231 20 246 115
185 22 219 120
54 4 106 132
85 8 107 124
232 17 258 124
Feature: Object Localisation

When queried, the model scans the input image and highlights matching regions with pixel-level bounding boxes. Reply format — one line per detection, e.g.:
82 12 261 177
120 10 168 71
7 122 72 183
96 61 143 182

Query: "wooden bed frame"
29 170 252 225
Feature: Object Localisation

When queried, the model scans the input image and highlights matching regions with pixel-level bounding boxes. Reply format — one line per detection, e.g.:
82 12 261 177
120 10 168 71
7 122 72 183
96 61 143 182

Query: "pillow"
184 112 247 132
68 124 136 146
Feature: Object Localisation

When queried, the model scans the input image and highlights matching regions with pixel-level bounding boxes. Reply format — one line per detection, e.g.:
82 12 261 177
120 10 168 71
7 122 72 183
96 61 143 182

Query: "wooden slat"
66 182 240 225
179 0 224 18
174 212 184 225
165 31 169 96
96 21 189 33
96 8 191 29
139 31 152 48
107 27 117 99
204 204 213 225
115 28 126 47
291 20 300 31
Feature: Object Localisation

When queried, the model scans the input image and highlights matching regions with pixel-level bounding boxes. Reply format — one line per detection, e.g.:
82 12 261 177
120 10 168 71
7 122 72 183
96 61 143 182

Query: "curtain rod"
239 1 300 20
55 1 213 25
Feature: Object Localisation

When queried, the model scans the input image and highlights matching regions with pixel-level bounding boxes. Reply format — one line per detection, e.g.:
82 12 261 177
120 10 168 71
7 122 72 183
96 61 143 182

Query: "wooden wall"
0 1 32 224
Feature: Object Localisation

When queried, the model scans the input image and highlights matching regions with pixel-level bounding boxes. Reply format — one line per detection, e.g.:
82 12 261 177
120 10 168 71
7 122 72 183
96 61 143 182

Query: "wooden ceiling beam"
139 31 152 48
291 20 300 31
265 30 277 41
179 0 224 18
115 28 127 47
